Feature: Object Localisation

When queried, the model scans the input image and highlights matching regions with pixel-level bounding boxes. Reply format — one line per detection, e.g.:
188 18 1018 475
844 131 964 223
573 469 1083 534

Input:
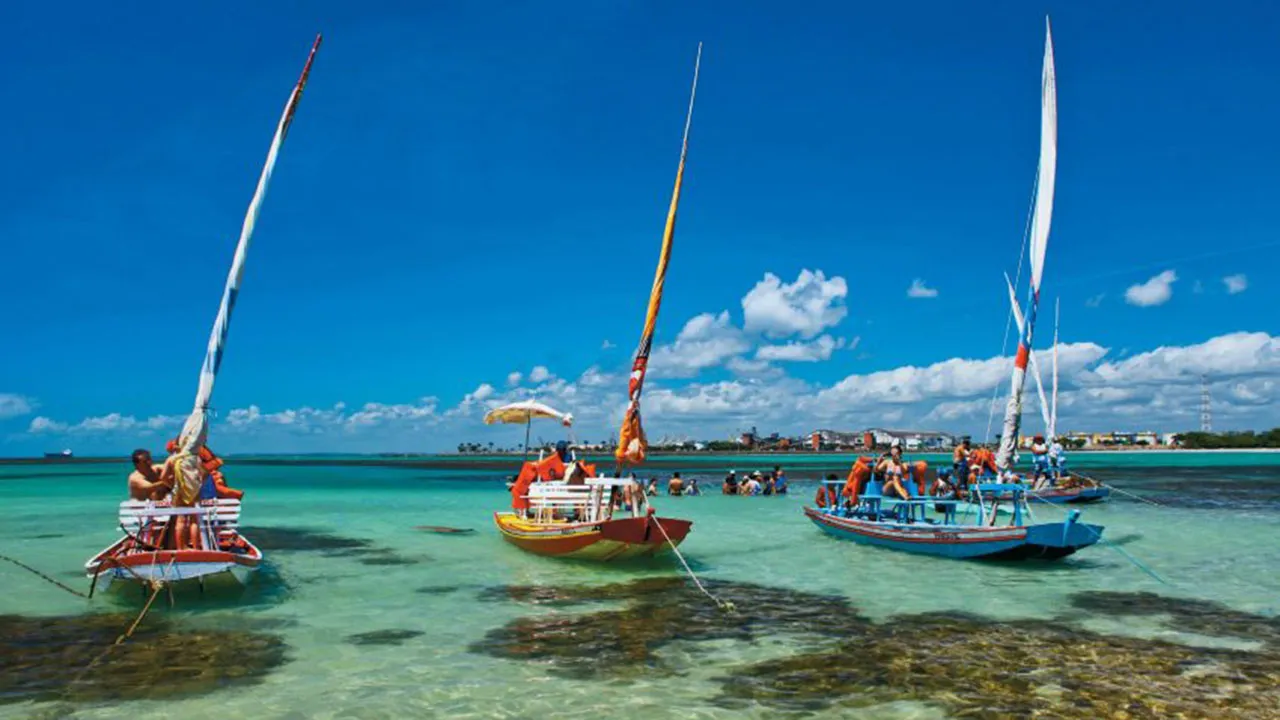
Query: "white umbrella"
483 400 573 459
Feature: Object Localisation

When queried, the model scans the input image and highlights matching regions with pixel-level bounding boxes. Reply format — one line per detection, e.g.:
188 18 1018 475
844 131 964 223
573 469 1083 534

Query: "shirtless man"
127 448 170 501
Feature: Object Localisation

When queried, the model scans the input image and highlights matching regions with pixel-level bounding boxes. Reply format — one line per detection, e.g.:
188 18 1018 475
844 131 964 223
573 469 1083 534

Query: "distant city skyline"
2 1 1278 456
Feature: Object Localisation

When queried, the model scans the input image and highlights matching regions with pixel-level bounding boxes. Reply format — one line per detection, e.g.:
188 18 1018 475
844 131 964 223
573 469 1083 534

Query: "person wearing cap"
743 471 763 496
722 469 739 495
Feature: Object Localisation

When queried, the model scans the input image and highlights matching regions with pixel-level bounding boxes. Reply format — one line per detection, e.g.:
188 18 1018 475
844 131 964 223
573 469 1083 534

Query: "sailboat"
85 36 322 592
492 45 701 561
805 21 1103 560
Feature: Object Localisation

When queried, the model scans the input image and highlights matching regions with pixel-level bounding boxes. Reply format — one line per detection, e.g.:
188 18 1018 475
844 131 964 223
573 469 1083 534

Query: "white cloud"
649 311 751 378
906 278 938 299
601 339 616 350
506 372 523 387
1125 270 1177 307
1083 331 1280 387
1085 293 1105 308
472 383 495 401
756 335 845 362
741 269 848 339
28 412 184 435
529 366 552 383
1223 274 1248 295
0 393 35 420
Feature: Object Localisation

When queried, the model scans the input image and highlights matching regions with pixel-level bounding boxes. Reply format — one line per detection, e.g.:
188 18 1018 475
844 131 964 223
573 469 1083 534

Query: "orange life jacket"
842 456 874 500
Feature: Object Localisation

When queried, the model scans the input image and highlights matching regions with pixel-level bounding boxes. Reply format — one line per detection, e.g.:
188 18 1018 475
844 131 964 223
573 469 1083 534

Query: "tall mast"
175 35 322 455
615 43 702 468
995 19 1056 471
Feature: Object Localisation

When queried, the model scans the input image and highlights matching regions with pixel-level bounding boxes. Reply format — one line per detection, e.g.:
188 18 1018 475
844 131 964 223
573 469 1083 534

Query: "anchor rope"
69 554 177 690
1026 489 1168 585
0 552 90 598
650 516 735 613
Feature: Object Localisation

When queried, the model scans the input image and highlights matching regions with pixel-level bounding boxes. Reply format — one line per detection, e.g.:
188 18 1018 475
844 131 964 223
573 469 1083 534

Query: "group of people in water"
636 466 790 497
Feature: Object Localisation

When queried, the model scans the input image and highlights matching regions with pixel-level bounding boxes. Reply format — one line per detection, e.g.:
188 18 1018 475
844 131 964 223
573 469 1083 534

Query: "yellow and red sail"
616 44 702 466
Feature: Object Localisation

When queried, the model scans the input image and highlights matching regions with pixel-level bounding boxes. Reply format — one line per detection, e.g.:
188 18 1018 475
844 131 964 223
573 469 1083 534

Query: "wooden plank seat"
119 499 241 532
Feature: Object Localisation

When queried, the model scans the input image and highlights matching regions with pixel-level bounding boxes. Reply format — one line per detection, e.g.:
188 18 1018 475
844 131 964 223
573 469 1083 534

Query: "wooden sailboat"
805 21 1103 560
85 36 322 592
493 45 702 561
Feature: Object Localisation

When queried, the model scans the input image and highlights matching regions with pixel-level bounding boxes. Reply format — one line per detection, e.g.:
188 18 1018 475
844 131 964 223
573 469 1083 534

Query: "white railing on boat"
118 499 241 532
524 478 637 523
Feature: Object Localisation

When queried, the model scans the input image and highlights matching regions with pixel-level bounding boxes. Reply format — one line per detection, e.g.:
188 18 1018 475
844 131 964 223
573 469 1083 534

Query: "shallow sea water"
2 453 1279 718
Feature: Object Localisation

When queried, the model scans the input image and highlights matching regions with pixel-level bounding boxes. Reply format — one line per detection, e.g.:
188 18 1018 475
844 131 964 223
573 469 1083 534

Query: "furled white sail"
995 20 1056 471
176 36 322 457
1005 274 1053 435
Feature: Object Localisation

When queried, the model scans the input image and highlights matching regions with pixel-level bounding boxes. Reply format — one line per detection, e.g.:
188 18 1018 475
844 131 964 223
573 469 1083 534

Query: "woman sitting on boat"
876 443 912 500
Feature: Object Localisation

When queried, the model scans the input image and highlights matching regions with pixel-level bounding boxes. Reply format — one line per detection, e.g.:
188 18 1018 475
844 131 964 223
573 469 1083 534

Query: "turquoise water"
3 455 1279 717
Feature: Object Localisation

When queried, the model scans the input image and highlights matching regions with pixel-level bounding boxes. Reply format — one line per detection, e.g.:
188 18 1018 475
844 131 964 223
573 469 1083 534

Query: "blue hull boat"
805 482 1103 561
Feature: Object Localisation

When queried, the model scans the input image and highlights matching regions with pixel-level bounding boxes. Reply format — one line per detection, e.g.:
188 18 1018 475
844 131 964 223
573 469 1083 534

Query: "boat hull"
494 512 692 561
803 506 1101 560
1030 485 1110 504
86 537 261 590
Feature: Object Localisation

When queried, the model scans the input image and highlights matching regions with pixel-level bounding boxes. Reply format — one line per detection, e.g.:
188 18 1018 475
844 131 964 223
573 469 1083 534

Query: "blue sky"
2 1 1278 455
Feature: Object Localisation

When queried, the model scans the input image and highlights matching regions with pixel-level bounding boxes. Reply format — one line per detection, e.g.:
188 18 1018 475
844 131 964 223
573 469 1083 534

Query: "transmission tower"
1199 374 1212 432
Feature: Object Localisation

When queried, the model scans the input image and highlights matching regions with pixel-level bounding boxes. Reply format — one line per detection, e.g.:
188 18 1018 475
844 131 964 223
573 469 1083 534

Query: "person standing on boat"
772 466 788 495
1049 437 1066 482
876 442 912 500
952 438 971 490
667 472 684 496
722 470 739 495
127 449 170 501
1030 435 1050 484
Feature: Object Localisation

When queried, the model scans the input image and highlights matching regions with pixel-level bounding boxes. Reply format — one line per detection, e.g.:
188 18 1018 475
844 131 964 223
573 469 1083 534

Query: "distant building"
864 428 956 451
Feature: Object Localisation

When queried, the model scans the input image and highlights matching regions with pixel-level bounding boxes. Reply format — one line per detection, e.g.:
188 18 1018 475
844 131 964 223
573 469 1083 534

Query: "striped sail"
996 20 1056 471
615 43 702 466
176 35 322 456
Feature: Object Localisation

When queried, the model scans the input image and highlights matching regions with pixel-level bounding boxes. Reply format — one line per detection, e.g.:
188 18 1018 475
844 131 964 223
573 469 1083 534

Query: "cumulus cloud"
28 412 184 435
1125 270 1177 307
1223 274 1248 295
0 393 36 420
649 311 751 378
601 340 616 350
506 372 523 387
756 335 846 363
529 366 552 383
742 270 848 339
906 279 938 299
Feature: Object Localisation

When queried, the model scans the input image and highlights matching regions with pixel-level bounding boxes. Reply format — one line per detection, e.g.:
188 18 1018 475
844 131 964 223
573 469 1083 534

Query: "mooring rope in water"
70 554 176 690
1026 490 1169 585
650 516 735 613
0 552 90 599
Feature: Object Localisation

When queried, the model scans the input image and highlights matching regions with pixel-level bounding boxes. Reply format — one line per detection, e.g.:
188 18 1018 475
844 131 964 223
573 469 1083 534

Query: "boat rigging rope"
1026 490 1168 585
650 516 735 613
984 173 1039 444
0 552 90 598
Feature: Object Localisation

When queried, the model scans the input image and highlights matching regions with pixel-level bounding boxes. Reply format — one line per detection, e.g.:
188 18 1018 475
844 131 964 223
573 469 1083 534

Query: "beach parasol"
483 400 573 459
